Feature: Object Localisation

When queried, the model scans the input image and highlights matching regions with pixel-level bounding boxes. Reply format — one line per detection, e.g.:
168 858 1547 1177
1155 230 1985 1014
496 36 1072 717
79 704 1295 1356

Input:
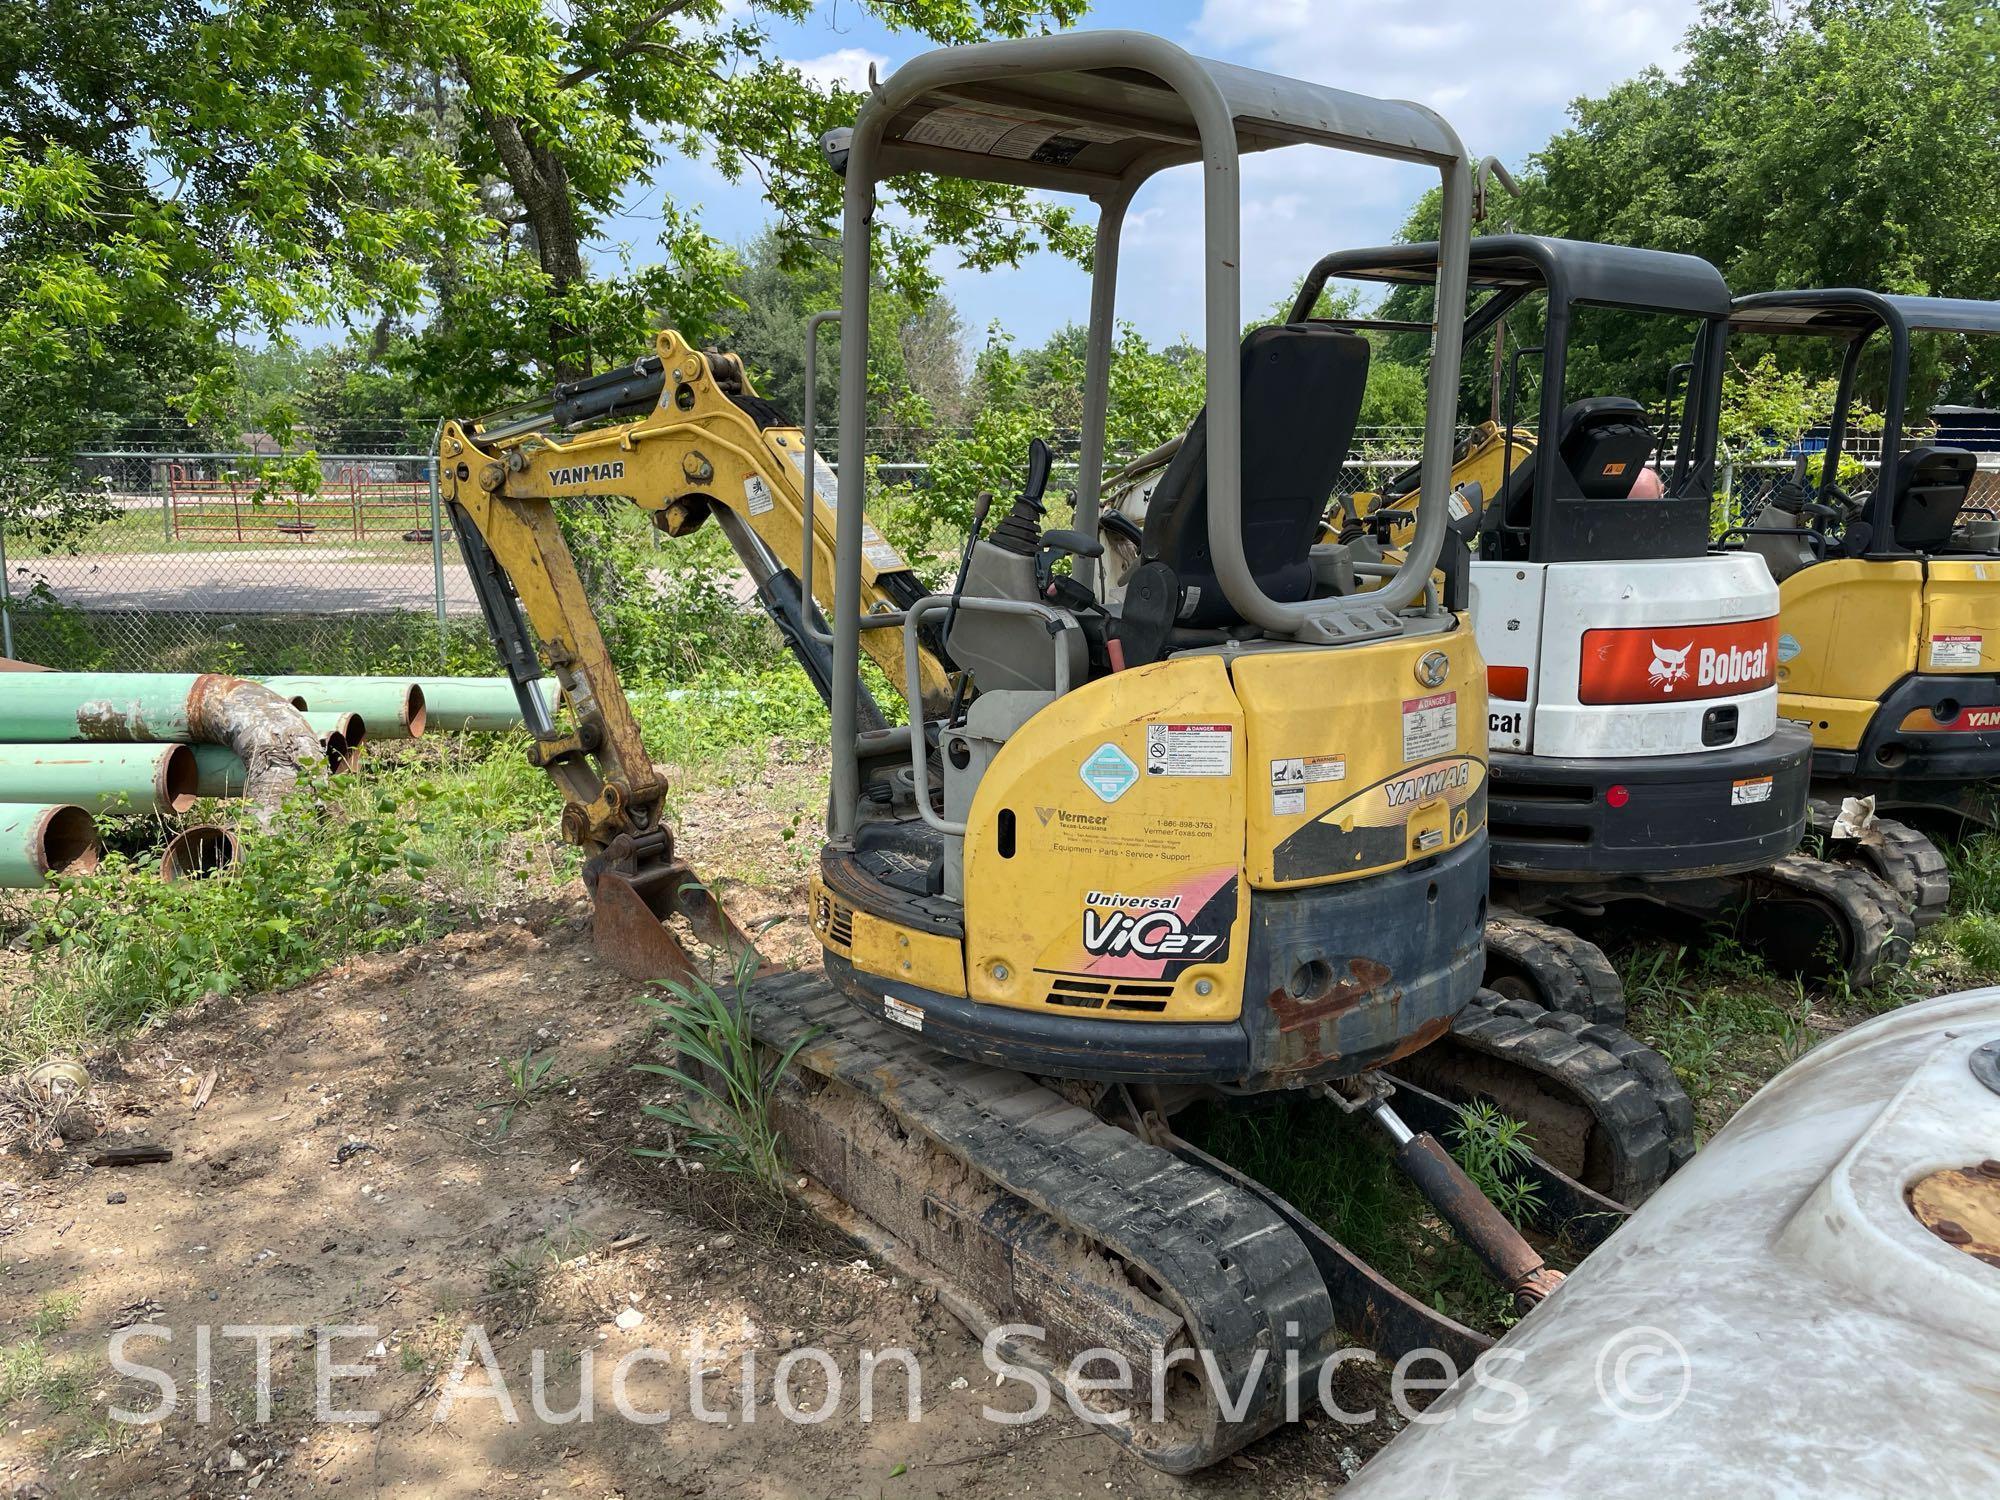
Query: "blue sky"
525 1 1705 354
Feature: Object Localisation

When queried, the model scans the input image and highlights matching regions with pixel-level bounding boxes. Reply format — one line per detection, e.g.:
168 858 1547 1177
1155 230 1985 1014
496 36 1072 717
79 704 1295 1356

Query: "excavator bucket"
588 859 764 985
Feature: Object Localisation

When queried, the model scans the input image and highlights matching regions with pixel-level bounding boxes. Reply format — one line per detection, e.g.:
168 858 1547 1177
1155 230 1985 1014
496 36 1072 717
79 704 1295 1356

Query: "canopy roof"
863 33 1463 196
1732 290 2000 338
1319 235 1731 318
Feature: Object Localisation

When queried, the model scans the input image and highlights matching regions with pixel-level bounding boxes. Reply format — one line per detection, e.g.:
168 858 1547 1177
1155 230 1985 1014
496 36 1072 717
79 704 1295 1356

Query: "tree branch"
559 1 698 90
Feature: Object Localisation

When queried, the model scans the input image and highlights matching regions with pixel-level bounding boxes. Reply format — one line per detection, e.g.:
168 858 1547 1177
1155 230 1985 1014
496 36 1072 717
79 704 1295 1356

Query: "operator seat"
1140 324 1370 629
1890 445 1977 553
1484 397 1657 558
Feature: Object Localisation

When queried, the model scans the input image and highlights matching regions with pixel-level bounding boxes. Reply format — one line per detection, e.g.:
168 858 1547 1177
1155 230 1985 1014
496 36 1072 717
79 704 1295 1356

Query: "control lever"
942 489 995 651
988 438 1054 557
1035 527 1104 602
939 490 995 730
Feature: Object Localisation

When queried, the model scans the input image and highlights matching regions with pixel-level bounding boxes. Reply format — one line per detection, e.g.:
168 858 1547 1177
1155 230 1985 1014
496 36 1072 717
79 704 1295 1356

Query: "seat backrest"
1557 397 1655 498
1892 445 1977 553
1485 397 1652 551
1141 324 1369 628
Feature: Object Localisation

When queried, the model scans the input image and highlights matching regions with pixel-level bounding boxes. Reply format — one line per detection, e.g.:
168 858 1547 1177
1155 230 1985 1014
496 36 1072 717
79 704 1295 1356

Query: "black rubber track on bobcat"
1484 911 1627 1026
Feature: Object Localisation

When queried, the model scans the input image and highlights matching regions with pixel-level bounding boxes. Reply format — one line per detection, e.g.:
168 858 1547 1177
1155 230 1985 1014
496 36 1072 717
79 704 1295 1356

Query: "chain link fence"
0 422 1970 675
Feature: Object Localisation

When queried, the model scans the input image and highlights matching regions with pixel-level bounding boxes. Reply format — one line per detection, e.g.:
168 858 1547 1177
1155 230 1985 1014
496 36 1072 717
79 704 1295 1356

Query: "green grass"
633 942 819 1193
28 1293 81 1338
1174 1094 1524 1334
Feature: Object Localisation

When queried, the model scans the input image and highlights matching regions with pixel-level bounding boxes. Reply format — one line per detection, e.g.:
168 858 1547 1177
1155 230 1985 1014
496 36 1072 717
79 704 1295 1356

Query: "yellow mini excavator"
1723 290 2000 923
437 33 1691 1470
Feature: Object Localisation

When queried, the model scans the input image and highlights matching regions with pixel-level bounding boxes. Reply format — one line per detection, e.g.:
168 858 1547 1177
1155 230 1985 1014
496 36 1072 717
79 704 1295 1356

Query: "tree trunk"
478 109 590 380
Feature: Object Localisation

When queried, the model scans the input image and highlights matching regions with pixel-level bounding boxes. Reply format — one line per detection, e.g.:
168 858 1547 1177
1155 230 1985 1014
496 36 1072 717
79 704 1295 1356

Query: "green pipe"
302 710 367 748
258 677 426 738
191 744 247 798
0 672 322 808
0 743 198 816
0 803 100 886
192 737 353 797
0 672 212 742
408 677 554 732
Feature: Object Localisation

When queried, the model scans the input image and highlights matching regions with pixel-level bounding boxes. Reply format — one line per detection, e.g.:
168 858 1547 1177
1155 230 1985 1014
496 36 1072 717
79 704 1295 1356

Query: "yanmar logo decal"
1384 761 1471 808
1081 891 1221 960
548 460 626 487
1579 618 1778 705
1902 705 2000 734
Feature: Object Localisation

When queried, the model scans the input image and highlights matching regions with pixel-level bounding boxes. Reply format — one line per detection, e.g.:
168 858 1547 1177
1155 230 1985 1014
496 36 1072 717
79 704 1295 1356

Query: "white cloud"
790 47 888 94
1191 0 1697 162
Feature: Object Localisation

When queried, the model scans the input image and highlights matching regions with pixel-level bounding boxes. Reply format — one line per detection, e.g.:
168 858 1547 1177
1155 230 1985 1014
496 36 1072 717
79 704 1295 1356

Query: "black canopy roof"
1731 290 2000 337
1320 234 1731 318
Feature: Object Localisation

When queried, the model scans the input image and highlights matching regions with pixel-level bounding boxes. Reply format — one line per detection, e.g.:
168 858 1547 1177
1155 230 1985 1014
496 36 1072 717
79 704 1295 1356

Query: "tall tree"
0 0 1092 448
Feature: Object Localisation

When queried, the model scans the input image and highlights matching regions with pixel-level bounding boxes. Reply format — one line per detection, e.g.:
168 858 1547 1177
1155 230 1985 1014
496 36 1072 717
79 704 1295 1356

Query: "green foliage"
484 1047 565 1138
1 0 1100 500
877 320 1206 571
27 1293 80 1339
714 228 967 444
1176 1093 1521 1333
8 780 429 1062
1532 0 2000 407
1446 1101 1545 1229
633 940 818 1192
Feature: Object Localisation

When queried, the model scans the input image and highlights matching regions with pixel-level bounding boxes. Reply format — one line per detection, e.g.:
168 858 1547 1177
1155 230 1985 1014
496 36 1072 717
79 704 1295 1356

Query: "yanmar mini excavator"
433 33 1692 1472
1725 290 2000 924
1126 236 1911 999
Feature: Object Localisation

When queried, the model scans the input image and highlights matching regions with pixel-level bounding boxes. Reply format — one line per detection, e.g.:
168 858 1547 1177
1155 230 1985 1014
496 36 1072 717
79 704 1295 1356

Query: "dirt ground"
1 886 1402 1499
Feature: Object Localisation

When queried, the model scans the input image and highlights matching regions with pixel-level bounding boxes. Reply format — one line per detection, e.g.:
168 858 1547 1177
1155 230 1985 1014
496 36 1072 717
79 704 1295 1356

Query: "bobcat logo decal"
1648 640 1692 693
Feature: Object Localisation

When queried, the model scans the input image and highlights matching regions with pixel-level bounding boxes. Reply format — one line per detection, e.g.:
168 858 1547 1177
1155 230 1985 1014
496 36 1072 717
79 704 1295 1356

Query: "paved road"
5 549 760 617
8 550 482 615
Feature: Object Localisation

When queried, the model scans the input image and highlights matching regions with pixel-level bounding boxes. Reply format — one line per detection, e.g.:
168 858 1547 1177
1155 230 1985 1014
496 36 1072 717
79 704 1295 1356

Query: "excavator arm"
434 328 953 979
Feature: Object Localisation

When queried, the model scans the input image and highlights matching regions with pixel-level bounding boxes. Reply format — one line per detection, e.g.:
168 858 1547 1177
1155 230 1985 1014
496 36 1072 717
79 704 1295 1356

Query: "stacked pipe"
0 672 324 887
256 676 553 732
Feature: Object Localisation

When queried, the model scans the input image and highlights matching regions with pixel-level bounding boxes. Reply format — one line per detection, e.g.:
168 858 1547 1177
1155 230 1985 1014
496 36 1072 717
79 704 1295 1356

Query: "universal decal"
1577 616 1778 705
1272 756 1487 884
1042 868 1238 981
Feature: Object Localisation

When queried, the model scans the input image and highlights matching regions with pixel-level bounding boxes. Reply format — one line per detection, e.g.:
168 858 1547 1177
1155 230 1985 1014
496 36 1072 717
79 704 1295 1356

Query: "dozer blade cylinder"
1370 1099 1561 1307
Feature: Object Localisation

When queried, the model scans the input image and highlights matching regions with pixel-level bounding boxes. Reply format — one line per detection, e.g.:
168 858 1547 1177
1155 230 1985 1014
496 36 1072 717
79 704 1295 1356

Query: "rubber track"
1403 990 1695 1207
1484 911 1626 1026
739 969 1336 1471
1745 852 1915 989
1808 798 1952 931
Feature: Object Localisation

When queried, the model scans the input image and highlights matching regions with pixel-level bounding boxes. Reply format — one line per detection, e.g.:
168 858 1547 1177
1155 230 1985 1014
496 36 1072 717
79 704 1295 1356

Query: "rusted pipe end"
285 694 309 710
325 730 359 776
35 805 102 878
405 686 427 738
340 711 367 749
157 743 199 814
160 825 241 882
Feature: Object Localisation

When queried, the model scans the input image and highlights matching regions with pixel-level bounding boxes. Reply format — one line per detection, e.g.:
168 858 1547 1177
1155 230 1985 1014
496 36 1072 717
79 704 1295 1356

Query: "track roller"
1391 990 1694 1207
1483 911 1625 1025
1735 852 1914 988
1807 797 1952 931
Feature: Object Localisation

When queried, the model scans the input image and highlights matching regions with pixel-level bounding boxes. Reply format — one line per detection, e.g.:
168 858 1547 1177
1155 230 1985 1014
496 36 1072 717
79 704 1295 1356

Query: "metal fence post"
428 448 448 665
0 506 14 660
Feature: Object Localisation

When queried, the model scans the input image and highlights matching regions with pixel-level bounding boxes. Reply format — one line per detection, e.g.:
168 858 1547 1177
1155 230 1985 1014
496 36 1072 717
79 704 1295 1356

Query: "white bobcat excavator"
1102 235 1914 1008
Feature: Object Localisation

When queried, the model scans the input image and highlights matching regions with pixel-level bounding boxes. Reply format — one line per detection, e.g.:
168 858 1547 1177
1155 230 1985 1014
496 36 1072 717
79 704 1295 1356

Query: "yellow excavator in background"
436 32 1693 1471
1724 289 2000 910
